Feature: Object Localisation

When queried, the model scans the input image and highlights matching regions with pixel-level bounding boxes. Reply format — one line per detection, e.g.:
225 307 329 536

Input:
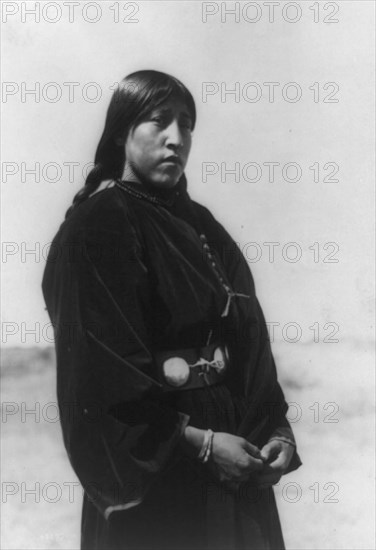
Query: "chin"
151 176 180 188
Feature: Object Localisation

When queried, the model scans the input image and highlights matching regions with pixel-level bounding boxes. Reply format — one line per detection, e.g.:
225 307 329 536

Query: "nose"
165 119 184 150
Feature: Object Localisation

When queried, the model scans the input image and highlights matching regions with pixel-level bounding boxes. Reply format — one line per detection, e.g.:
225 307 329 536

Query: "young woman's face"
123 96 193 188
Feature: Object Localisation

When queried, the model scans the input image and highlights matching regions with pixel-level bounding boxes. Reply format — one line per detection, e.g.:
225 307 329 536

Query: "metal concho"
162 346 228 387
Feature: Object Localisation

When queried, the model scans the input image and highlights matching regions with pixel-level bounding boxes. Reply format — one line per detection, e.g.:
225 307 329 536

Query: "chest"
132 204 249 329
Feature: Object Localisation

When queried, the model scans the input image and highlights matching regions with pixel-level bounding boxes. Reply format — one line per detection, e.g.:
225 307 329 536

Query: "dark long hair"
65 70 196 219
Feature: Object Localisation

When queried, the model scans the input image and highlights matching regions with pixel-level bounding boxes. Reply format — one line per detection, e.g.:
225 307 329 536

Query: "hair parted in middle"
65 70 196 219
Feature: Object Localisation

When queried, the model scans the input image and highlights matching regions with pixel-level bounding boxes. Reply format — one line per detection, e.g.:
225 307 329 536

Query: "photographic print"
1 2 374 549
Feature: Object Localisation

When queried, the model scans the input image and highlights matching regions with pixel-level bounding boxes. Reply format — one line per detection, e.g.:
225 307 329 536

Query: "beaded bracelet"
198 429 214 463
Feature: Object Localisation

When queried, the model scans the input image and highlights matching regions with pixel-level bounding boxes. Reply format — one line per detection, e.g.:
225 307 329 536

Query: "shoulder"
189 198 234 242
189 199 215 220
44 187 142 279
189 199 222 232
72 186 129 228
56 186 134 241
46 187 141 269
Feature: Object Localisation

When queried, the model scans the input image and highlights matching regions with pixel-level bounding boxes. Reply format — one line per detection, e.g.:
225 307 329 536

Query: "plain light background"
2 0 374 347
1 1 375 549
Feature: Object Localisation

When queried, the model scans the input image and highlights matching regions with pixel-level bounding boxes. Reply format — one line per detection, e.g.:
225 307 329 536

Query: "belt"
154 342 229 392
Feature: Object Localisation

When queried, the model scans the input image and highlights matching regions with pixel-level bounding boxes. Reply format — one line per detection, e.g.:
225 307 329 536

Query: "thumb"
260 440 280 462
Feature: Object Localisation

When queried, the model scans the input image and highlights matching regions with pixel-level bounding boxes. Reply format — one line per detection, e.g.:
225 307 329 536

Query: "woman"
42 70 302 550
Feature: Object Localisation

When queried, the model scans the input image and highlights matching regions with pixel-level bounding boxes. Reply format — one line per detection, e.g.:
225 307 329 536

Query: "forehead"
153 96 192 116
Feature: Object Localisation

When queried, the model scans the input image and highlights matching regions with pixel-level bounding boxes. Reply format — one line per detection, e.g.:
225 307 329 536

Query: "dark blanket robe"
42 176 302 550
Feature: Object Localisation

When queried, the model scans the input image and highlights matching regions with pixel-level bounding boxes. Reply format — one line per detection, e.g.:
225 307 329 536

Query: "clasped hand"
210 432 294 490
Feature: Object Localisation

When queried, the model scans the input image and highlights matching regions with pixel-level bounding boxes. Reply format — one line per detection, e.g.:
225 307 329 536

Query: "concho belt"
154 342 229 392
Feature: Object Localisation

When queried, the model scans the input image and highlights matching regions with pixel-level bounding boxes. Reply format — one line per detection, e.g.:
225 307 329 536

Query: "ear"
115 137 124 147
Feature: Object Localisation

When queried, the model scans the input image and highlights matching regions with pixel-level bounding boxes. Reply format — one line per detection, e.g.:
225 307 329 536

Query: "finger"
243 441 262 458
266 452 287 472
243 456 264 473
260 440 281 462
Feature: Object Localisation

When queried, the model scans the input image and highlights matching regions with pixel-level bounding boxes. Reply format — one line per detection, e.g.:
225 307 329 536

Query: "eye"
180 119 193 131
151 112 170 127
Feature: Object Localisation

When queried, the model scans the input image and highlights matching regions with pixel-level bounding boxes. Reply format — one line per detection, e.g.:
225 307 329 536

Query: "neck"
121 162 182 198
121 161 142 186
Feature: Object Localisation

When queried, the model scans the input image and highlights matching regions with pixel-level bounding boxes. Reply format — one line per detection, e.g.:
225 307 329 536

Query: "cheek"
183 139 192 160
184 132 192 149
135 133 160 163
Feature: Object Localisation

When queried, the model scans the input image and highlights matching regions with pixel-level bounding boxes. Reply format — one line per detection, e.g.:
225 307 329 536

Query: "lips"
161 155 182 166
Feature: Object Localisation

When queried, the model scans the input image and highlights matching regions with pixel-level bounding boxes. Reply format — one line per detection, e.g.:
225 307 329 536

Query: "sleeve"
267 424 297 447
196 205 302 474
42 207 190 520
235 295 302 474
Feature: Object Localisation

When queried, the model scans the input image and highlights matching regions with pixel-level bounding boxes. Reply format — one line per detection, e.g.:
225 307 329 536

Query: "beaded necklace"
116 178 250 318
116 179 179 208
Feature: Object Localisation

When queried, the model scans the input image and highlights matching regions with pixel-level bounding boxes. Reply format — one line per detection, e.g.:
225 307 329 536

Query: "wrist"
197 429 214 463
180 426 206 457
268 436 296 447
